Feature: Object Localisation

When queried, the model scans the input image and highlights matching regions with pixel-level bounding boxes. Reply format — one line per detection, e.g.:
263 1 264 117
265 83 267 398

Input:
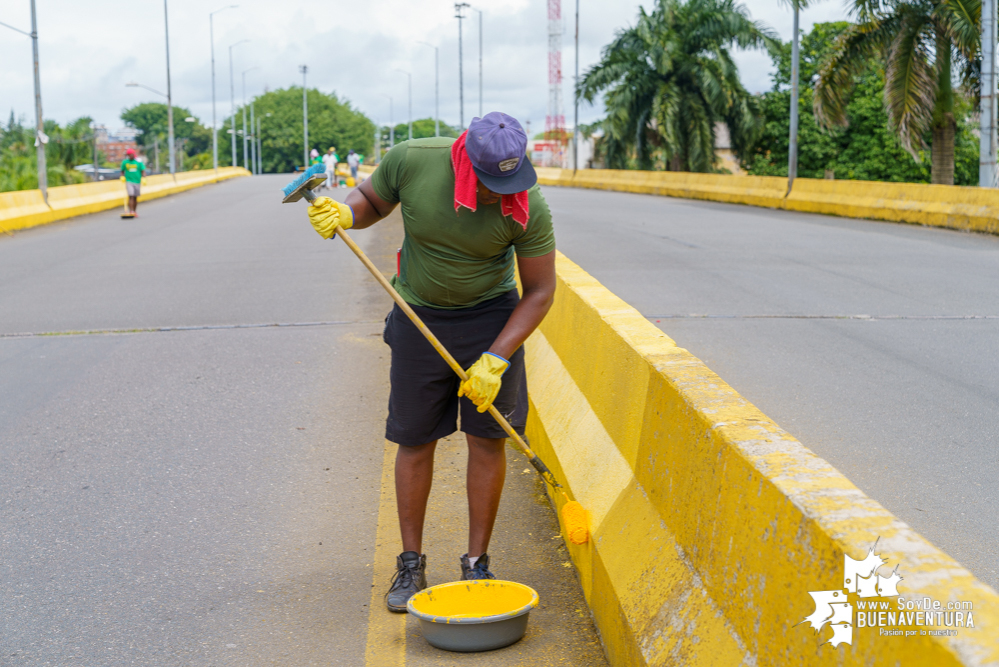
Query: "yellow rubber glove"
457 352 510 413
141 178 147 186
307 196 354 239
119 175 126 182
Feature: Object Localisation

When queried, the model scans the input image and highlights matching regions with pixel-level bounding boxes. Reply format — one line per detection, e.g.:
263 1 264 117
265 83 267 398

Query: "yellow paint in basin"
408 580 539 624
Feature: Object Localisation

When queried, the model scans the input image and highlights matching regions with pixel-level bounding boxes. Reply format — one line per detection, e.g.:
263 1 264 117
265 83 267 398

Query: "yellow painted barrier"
0 167 250 234
525 251 999 666
535 168 999 235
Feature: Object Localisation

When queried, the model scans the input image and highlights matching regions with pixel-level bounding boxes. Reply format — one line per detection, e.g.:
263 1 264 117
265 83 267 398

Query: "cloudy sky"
1 0 850 135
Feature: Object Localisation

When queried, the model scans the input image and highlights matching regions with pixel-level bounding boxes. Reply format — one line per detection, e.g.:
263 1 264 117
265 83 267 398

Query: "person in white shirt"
322 147 339 189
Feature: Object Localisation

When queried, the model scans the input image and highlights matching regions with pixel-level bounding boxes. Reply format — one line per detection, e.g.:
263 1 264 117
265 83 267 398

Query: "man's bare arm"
487 250 556 360
345 178 398 229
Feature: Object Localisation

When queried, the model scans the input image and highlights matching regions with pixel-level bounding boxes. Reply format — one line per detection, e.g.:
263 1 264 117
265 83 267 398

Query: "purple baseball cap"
465 112 537 195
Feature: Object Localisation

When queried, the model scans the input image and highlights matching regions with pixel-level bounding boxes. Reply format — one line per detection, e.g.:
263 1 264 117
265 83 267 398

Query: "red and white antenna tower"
546 0 565 152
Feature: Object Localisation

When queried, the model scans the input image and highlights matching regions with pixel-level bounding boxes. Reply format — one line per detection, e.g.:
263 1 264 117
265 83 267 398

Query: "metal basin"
407 580 539 652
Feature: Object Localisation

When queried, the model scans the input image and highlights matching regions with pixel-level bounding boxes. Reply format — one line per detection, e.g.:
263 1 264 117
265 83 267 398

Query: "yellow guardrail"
527 251 999 666
0 167 251 234
535 168 999 235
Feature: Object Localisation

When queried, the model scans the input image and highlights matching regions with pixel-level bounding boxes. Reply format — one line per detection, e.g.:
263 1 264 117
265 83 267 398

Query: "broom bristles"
561 500 589 545
281 163 327 198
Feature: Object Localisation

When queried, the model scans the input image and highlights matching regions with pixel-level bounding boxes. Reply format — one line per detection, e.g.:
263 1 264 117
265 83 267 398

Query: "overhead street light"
126 81 167 98
1 3 48 203
418 42 439 137
229 39 250 167
210 5 238 175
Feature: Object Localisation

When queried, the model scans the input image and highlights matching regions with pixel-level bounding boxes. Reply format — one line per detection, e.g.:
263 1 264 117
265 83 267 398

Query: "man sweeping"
120 148 145 217
304 112 556 612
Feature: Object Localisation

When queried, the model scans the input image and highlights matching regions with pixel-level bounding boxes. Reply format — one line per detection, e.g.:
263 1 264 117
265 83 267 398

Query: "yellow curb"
526 250 999 666
535 168 999 235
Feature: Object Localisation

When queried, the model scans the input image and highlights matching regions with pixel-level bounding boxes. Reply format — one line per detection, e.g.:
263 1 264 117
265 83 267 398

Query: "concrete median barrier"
0 167 250 234
525 251 999 666
535 168 999 235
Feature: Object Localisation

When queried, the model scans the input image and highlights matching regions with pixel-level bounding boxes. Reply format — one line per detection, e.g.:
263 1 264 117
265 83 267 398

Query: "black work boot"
385 551 427 612
460 553 496 580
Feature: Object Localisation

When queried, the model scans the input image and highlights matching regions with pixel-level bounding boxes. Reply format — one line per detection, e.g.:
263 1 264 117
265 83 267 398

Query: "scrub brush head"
281 163 328 201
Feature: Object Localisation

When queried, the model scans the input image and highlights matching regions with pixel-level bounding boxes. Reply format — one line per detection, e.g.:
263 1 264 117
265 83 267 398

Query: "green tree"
814 0 980 184
577 0 778 171
219 87 375 173
121 102 203 148
1 112 108 192
746 21 980 184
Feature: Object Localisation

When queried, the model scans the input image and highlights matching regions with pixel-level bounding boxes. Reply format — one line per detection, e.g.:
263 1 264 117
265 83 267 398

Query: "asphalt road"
542 186 999 590
0 176 604 666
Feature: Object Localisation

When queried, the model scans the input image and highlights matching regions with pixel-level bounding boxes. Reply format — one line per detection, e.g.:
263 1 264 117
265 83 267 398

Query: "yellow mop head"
561 500 589 545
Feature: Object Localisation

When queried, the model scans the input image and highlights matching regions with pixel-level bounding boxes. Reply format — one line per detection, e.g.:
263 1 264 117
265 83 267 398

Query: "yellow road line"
364 440 406 667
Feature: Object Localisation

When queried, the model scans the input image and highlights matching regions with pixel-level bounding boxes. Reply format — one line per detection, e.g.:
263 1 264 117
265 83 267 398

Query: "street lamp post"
788 4 799 194
258 112 270 174
300 65 309 169
91 122 99 182
210 5 238 176
382 95 394 148
242 67 258 171
471 6 482 117
981 0 997 186
455 3 469 129
163 0 175 175
573 0 579 173
250 100 257 174
783 0 809 195
396 69 412 140
229 39 249 167
2 4 48 201
418 42 439 137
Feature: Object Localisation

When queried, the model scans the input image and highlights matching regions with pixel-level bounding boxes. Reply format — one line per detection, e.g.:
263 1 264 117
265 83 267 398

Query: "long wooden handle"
333 224 548 469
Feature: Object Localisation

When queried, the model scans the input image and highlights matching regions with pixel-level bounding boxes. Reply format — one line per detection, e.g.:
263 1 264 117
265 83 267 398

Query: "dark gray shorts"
383 290 527 447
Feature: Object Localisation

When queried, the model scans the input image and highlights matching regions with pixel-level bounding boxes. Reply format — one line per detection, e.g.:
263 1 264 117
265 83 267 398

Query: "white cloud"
0 0 850 135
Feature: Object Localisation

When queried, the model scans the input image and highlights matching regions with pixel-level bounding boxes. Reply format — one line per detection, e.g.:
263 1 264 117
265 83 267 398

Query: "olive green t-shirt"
371 138 555 309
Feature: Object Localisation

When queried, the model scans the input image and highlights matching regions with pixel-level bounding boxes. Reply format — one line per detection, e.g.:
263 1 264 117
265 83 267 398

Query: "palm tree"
577 0 778 172
814 0 979 185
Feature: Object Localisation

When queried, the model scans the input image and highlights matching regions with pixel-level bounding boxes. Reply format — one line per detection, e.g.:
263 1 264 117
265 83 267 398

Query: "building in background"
96 126 140 164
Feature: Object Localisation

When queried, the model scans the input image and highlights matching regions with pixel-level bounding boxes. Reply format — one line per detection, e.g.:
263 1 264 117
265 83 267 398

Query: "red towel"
451 131 530 229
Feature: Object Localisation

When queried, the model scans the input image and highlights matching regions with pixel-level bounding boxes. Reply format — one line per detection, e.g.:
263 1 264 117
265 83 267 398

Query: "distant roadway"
543 185 999 590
